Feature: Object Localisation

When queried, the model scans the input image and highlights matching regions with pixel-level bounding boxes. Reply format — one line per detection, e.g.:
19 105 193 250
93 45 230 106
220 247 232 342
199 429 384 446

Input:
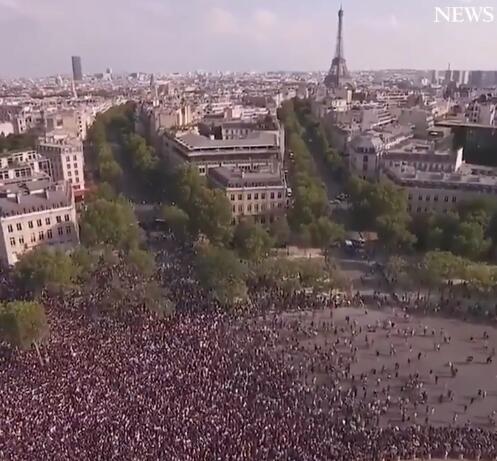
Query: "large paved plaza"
272 305 497 430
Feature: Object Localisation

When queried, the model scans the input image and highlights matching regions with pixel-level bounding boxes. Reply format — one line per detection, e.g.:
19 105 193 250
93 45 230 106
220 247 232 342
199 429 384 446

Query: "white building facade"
37 137 85 194
0 179 79 265
208 167 288 224
162 130 283 176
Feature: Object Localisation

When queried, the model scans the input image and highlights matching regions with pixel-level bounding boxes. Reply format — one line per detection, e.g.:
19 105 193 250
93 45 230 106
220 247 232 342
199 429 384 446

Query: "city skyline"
1 0 497 77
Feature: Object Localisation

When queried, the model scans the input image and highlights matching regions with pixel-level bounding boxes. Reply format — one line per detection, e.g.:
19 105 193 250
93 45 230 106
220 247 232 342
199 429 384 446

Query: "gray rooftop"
351 134 384 152
384 163 497 190
0 148 36 158
0 180 72 218
0 172 51 187
176 131 278 151
372 124 413 138
208 166 284 188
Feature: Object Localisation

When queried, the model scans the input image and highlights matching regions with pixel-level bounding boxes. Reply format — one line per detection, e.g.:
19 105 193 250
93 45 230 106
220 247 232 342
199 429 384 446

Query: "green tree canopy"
376 214 416 251
71 247 98 283
171 167 232 244
270 216 291 247
385 255 407 282
80 198 140 250
0 301 49 360
0 132 36 152
14 247 78 295
458 198 497 229
80 253 170 317
195 188 233 245
348 177 410 229
308 217 345 248
173 166 206 211
125 133 157 173
138 281 176 318
86 182 118 202
252 257 343 292
452 221 491 260
463 263 497 294
279 99 330 236
98 159 123 186
162 205 190 240
195 244 248 305
126 248 156 277
233 219 274 261
422 251 466 286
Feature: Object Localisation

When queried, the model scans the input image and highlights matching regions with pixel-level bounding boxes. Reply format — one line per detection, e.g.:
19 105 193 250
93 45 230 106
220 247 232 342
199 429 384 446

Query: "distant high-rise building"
71 56 83 81
444 63 452 84
469 71 483 88
71 79 78 99
324 6 352 89
150 74 158 101
481 71 497 87
430 70 438 84
452 70 460 84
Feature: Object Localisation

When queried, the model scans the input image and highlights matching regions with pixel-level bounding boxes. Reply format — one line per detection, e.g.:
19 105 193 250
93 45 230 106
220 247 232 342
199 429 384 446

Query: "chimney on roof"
15 193 21 204
45 188 50 200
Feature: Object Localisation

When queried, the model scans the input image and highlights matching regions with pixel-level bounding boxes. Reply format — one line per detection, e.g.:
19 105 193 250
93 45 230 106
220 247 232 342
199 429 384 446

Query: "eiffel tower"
324 5 352 89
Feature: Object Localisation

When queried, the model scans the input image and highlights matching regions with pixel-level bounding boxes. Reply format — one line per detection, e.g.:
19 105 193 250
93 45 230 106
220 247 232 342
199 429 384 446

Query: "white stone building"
383 163 497 214
348 126 415 179
397 108 435 139
0 178 79 265
37 137 85 196
466 99 496 126
162 130 283 176
208 167 288 224
0 150 51 181
347 128 496 215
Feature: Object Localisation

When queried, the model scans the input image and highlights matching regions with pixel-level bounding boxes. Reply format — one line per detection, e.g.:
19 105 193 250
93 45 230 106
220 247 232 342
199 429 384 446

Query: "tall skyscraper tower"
150 73 159 101
324 5 352 89
71 56 83 81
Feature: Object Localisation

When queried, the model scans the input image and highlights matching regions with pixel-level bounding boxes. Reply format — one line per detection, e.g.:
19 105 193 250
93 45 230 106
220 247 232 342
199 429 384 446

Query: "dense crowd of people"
1 236 497 460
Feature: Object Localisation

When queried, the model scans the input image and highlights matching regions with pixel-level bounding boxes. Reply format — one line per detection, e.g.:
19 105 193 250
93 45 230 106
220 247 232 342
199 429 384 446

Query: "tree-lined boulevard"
3 103 497 460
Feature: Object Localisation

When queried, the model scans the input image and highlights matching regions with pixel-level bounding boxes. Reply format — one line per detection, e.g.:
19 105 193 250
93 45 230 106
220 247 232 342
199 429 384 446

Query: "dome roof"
351 133 383 152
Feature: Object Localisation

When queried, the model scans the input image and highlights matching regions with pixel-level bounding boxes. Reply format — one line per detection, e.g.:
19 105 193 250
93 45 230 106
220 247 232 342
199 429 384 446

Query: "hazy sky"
1 0 496 77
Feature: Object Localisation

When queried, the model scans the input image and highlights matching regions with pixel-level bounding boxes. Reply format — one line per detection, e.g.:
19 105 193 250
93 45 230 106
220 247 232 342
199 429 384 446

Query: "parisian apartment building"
0 136 83 265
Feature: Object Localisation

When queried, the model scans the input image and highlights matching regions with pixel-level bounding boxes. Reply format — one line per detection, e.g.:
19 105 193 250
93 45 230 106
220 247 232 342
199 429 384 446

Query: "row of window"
232 202 284 213
387 160 450 172
7 214 71 233
357 148 377 154
0 169 31 180
9 226 73 246
230 191 283 201
232 215 276 226
407 194 457 203
409 206 451 214
67 172 80 183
